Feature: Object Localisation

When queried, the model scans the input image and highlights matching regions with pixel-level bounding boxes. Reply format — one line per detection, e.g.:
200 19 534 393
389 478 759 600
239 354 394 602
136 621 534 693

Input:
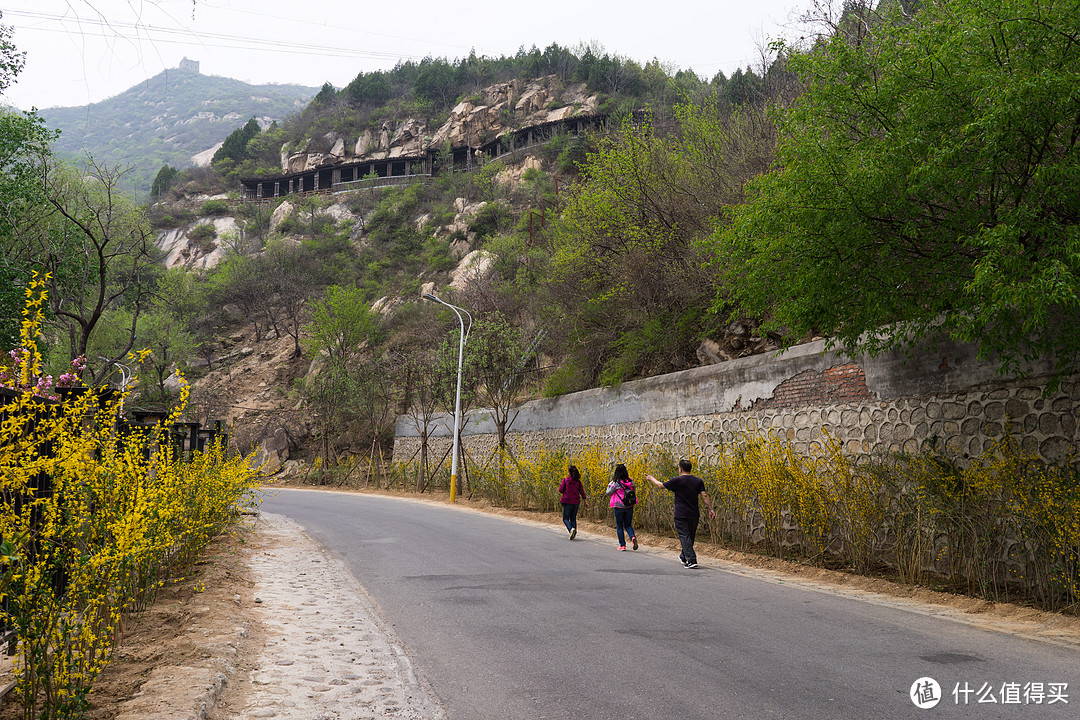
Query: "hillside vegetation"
2 0 1078 481
37 67 316 196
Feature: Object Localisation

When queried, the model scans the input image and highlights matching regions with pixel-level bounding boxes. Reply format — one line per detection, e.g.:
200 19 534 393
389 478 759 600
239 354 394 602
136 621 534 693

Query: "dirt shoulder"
5 486 1074 719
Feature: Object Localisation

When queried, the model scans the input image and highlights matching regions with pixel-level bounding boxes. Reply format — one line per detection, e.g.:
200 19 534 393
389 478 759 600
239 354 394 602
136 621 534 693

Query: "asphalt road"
260 488 1079 719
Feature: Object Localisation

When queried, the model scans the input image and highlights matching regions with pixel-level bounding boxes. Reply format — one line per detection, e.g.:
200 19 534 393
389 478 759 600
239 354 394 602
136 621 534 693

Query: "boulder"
322 202 356 224
389 118 425 149
371 296 400 316
191 142 223 168
449 249 496 291
279 459 306 478
449 237 471 260
270 201 294 234
163 368 184 394
696 339 730 366
546 106 574 122
355 129 383 156
244 427 290 476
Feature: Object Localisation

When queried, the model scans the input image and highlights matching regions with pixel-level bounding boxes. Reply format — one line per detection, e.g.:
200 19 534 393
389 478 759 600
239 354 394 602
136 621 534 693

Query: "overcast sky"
1 0 809 111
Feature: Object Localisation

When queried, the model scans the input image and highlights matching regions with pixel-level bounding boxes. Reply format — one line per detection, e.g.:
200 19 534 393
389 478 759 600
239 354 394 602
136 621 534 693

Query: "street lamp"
422 293 472 502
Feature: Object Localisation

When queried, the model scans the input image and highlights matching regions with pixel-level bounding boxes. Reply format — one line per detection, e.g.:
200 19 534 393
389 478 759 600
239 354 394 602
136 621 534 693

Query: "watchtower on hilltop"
179 57 200 73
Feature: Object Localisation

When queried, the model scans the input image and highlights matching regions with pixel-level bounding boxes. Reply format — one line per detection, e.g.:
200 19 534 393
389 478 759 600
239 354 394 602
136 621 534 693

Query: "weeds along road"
260 488 1079 720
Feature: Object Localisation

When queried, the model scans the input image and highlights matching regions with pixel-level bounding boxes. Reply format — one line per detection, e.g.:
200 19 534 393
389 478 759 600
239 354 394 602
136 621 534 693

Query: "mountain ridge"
36 66 318 195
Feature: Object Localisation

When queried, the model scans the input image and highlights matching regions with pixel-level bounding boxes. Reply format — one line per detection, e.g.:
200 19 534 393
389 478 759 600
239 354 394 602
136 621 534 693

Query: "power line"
193 1 471 55
6 10 426 63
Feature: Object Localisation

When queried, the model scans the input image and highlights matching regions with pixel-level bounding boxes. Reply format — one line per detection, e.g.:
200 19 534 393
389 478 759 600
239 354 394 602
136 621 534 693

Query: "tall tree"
0 13 57 349
720 0 1080 378
262 241 325 357
7 158 160 382
212 117 261 169
301 285 389 481
468 313 531 451
546 100 775 388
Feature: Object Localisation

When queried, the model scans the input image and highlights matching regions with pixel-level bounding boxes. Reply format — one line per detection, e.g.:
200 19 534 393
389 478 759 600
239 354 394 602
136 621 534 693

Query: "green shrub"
275 216 298 235
188 223 218 242
543 362 586 397
198 199 230 216
148 207 195 230
556 134 592 174
468 202 510 240
423 238 457 272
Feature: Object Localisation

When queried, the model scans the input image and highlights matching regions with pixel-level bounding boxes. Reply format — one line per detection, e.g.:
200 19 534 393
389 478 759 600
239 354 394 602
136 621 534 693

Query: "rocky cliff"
281 75 600 174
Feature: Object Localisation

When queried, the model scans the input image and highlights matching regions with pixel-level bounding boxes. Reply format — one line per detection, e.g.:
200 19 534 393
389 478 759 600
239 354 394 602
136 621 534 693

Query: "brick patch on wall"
751 363 872 410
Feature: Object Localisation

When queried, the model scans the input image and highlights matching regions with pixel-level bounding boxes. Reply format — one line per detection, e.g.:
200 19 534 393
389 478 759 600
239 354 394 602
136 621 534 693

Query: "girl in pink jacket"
605 464 638 550
558 465 588 539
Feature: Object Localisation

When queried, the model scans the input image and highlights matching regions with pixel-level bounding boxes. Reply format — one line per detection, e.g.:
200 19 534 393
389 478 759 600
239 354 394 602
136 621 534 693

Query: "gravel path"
236 512 444 720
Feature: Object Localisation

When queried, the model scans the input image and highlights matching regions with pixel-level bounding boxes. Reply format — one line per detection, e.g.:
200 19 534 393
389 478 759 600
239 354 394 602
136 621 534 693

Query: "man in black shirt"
645 459 716 568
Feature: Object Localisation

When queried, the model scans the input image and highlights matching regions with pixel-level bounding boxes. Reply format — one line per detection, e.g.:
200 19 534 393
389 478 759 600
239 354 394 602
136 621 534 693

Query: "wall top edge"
394 336 1065 439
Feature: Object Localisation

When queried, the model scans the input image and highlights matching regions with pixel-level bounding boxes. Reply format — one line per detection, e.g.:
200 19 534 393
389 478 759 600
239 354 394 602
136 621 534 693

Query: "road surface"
261 488 1078 719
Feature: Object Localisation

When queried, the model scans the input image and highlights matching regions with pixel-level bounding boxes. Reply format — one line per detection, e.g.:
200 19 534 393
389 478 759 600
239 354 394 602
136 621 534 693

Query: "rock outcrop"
244 426 290 476
281 76 600 173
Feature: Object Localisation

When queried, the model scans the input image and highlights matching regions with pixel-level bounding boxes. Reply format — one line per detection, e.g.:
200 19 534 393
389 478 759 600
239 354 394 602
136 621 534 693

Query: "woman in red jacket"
558 465 588 539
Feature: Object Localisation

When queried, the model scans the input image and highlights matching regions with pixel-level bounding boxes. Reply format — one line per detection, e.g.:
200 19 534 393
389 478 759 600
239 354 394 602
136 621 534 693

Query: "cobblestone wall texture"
394 337 1079 467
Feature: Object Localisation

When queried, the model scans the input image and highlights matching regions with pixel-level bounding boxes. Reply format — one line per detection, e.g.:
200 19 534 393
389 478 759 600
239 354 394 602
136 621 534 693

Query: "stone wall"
393 337 1078 467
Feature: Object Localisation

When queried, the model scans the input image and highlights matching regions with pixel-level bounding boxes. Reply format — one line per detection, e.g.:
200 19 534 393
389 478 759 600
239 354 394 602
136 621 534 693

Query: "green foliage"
598 307 702 386
212 117 261 169
365 186 429 269
198 199 230 216
466 312 533 446
467 201 511 240
136 309 197 401
235 201 274 243
422 237 457 273
303 285 381 361
150 163 180 198
0 11 23 94
155 267 208 325
274 215 298 236
147 206 196 230
539 132 594 174
11 158 162 381
344 71 392 106
545 100 772 385
301 285 396 477
0 106 56 349
719 0 1080 379
188 223 218 243
0 266 23 351
0 18 58 350
311 81 337 105
542 361 587 397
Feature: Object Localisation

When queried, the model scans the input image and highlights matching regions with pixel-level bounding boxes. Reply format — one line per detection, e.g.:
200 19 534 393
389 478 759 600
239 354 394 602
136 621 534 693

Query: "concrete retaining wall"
393 337 1078 466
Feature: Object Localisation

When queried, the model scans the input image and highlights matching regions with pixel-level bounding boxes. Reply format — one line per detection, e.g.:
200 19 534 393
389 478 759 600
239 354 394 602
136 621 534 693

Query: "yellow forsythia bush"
0 276 260 719
419 428 1079 613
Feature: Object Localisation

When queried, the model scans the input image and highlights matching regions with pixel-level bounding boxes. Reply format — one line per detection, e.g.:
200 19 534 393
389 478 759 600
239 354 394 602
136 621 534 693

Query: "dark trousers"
613 506 636 546
674 516 699 564
561 502 579 532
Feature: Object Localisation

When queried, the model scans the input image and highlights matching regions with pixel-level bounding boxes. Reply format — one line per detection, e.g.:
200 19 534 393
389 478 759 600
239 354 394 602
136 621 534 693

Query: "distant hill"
37 65 317 198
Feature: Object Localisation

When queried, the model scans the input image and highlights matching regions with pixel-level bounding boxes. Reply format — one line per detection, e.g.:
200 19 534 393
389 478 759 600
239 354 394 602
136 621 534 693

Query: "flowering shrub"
0 275 260 719
410 429 1079 612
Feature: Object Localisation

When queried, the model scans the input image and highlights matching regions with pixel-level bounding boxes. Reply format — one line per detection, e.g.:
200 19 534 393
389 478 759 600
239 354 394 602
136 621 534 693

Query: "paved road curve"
261 489 1078 719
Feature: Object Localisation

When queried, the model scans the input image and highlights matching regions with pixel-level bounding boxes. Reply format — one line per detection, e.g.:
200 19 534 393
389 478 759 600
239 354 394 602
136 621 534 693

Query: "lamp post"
422 293 472 502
